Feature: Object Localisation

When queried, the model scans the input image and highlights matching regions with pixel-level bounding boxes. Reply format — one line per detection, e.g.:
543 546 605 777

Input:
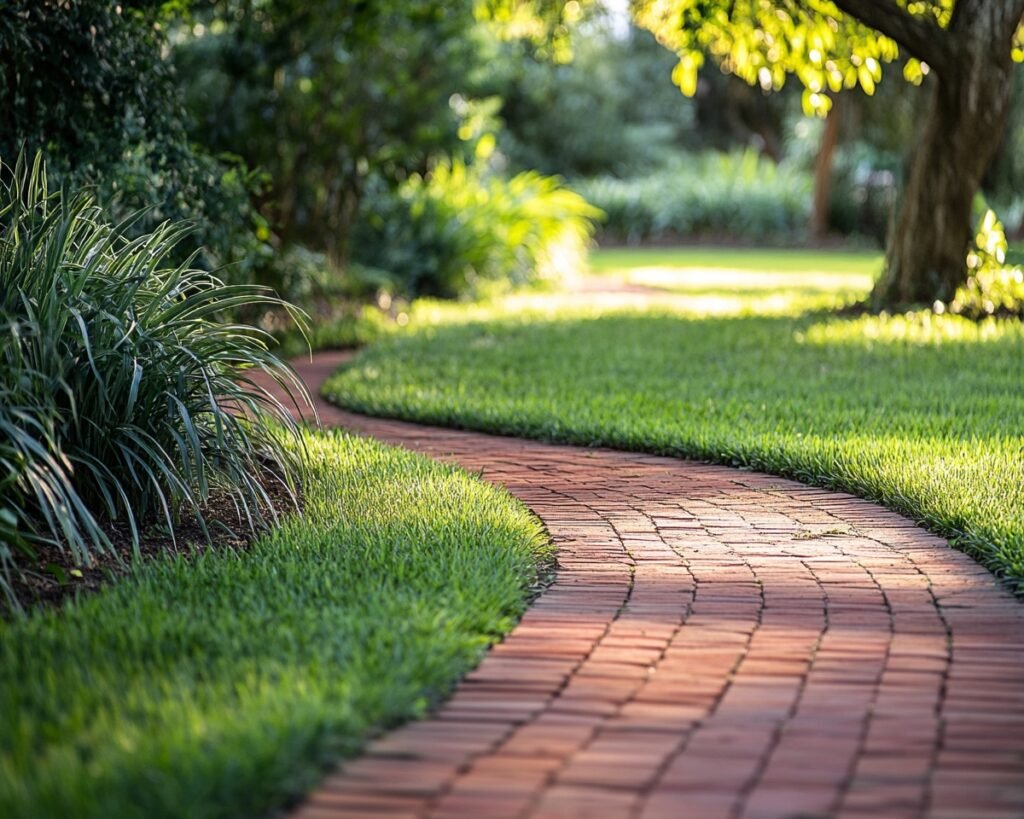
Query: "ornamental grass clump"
0 155 309 610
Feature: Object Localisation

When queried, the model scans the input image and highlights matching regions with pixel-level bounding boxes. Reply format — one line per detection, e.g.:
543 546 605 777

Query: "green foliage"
476 0 593 60
0 1 171 166
783 103 905 243
825 144 899 244
0 0 267 280
949 209 1024 318
94 140 274 285
474 20 697 177
577 150 811 243
176 0 480 260
0 157 306 610
0 429 549 818
325 248 1024 589
174 1 601 263
274 303 397 358
354 161 601 298
633 0 900 115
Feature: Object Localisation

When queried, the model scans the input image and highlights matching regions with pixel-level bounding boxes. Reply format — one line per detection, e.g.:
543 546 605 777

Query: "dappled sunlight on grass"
626 266 871 292
586 246 880 314
621 267 870 314
403 246 882 319
588 246 884 275
800 310 1014 346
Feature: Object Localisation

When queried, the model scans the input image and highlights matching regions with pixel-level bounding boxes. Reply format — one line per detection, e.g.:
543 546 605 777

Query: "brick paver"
277 352 1024 819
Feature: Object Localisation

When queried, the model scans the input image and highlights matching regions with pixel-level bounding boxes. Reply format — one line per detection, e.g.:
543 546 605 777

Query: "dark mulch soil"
8 477 298 614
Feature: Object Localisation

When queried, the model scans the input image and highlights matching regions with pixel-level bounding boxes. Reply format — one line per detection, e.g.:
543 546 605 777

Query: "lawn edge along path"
283 351 1024 819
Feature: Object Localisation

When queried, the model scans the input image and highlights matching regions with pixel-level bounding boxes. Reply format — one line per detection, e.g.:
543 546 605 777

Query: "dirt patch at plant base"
8 477 297 613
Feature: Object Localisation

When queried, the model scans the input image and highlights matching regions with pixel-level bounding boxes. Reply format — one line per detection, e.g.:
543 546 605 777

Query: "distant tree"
634 0 1024 307
474 18 698 177
177 0 585 264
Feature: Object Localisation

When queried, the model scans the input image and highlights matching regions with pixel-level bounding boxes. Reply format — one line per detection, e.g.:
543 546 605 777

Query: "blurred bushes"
174 0 478 263
476 21 697 177
577 151 811 244
354 161 601 298
172 0 605 303
0 1 269 284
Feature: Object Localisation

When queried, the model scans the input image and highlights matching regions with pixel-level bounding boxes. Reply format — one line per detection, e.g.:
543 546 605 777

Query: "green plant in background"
0 157 308 611
176 0 480 264
354 160 601 298
0 0 269 284
577 150 811 244
949 208 1024 318
473 16 698 177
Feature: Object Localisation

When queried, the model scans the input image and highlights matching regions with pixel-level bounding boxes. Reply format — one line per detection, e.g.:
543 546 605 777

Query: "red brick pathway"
279 352 1024 819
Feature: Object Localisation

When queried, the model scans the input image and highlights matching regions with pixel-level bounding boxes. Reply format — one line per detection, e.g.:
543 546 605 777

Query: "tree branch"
827 0 956 72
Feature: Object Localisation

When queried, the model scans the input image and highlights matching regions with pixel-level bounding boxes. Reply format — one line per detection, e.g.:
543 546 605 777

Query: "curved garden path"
280 351 1024 819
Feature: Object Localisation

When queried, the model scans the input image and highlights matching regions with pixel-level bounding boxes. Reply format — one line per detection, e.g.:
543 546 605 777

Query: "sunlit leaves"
356 160 600 297
671 52 704 95
633 0 900 115
952 208 1024 318
475 0 595 61
902 56 930 84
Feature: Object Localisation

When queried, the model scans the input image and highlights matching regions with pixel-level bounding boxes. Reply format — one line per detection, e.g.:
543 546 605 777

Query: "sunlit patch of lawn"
588 246 883 314
588 246 884 276
0 430 548 819
325 248 1024 589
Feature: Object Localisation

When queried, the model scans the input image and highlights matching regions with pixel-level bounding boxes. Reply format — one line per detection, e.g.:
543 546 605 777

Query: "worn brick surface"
276 352 1024 819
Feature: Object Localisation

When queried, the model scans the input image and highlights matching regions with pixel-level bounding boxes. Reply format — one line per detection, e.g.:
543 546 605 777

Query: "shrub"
354 161 601 298
949 208 1024 318
825 144 900 245
479 23 698 178
575 150 812 244
0 157 308 611
0 1 270 285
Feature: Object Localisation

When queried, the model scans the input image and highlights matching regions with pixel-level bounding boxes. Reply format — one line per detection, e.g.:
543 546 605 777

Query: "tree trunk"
809 96 842 239
873 30 1014 307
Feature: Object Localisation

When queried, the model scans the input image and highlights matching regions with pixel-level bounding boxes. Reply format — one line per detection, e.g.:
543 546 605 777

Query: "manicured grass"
591 247 884 314
324 248 1024 589
0 430 548 819
589 246 883 277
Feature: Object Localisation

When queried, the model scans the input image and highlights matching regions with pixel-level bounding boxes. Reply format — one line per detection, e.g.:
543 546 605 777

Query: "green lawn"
0 430 548 819
591 246 884 314
325 246 1024 589
589 246 883 276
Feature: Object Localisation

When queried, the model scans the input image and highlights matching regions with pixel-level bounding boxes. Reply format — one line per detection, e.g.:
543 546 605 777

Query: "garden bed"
0 430 549 819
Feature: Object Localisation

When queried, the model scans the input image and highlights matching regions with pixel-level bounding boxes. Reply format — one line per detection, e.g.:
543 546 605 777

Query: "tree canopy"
635 0 1022 114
